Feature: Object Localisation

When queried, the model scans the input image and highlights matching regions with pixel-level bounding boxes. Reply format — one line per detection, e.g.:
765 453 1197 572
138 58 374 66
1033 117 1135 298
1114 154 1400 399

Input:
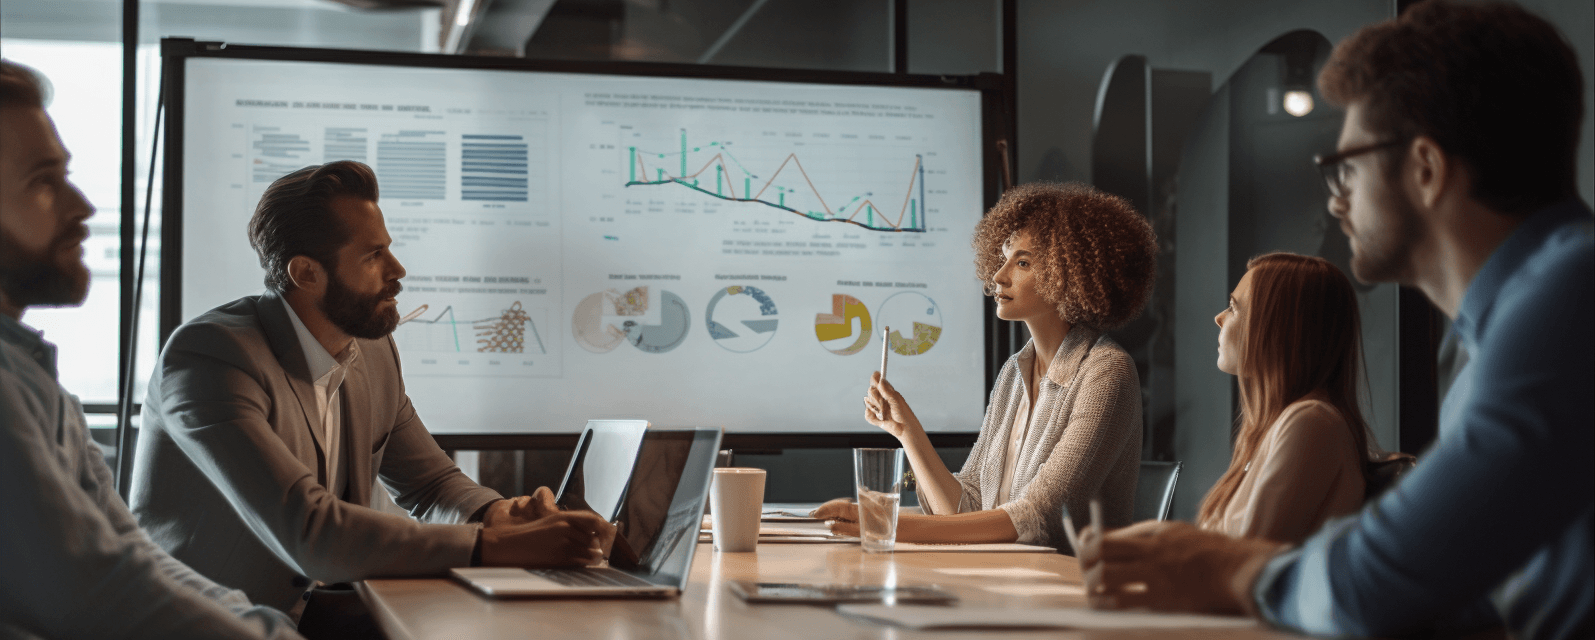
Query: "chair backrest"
1363 452 1417 502
1133 460 1182 522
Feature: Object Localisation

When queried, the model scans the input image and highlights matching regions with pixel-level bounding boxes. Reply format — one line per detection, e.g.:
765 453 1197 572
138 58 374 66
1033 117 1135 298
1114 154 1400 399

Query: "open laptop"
452 427 723 598
553 419 650 520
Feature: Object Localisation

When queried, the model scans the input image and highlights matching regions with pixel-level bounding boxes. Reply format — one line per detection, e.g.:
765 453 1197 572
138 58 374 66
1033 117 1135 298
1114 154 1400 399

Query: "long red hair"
1197 253 1375 527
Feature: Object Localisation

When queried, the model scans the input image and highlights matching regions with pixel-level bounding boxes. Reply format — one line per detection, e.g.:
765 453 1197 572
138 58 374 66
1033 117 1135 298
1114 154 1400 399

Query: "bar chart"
377 130 447 200
461 134 530 202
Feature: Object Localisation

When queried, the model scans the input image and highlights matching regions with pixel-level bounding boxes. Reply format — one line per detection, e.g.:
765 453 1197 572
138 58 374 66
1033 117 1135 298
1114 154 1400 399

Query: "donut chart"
705 286 779 353
878 291 943 356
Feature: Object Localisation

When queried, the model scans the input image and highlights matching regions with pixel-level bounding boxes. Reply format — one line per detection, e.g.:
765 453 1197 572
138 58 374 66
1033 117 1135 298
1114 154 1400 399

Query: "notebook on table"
453 427 722 598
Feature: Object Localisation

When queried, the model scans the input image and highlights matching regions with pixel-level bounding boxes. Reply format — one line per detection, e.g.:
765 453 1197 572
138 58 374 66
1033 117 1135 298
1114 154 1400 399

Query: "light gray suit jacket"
131 293 503 613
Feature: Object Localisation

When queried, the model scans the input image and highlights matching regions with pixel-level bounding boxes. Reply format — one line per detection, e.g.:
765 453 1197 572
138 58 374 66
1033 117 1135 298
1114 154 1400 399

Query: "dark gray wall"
1171 85 1231 523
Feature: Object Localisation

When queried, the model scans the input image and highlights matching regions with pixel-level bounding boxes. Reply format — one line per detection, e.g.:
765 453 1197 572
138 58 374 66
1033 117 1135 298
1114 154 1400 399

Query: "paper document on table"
697 533 857 544
933 567 1059 579
699 518 834 538
757 526 834 537
836 605 1259 630
979 583 1087 597
889 542 1054 553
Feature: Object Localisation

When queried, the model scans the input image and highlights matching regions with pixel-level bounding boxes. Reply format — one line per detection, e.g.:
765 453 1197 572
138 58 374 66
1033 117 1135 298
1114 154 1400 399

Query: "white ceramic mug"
709 468 765 552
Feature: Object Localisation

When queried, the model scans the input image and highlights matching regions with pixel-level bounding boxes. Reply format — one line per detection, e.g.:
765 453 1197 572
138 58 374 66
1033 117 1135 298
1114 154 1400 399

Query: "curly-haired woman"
815 182 1158 551
1198 252 1379 544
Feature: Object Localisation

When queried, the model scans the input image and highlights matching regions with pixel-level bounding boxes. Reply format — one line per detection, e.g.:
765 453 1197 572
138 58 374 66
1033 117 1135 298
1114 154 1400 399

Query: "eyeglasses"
1313 139 1408 199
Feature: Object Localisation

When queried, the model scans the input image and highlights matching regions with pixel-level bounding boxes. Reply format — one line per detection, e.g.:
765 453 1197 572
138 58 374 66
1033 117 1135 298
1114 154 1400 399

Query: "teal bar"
680 129 687 177
629 147 636 182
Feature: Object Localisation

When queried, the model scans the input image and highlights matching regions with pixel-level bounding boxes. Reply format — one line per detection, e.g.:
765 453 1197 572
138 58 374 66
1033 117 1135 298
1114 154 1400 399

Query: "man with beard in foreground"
1079 2 1591 639
0 59 303 639
132 161 614 639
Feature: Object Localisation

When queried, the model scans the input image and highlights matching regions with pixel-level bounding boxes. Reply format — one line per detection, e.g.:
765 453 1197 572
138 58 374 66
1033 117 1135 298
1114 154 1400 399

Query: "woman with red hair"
1199 252 1378 543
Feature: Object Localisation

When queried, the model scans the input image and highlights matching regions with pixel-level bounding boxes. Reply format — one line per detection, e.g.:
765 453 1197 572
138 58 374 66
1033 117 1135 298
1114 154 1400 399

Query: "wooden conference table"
356 519 1307 640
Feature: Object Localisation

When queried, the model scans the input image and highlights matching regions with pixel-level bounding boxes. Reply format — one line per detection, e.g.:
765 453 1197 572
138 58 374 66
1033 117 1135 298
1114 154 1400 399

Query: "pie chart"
814 293 872 355
705 286 779 353
571 289 638 353
624 289 691 354
878 291 943 356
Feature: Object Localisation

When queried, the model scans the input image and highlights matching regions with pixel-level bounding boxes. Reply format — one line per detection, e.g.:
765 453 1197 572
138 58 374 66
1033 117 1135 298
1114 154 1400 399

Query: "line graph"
623 129 927 233
397 302 547 354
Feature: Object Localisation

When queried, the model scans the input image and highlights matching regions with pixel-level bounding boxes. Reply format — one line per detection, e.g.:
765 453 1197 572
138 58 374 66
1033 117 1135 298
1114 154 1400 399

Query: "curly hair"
972 182 1157 330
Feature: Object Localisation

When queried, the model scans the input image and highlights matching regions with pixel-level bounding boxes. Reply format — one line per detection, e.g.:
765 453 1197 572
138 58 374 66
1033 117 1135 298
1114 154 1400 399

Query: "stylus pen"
1060 505 1082 552
879 326 890 381
1089 498 1104 540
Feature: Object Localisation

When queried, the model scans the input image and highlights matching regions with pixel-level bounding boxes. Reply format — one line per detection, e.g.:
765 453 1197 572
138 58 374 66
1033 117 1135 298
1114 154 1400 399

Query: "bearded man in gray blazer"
131 161 613 638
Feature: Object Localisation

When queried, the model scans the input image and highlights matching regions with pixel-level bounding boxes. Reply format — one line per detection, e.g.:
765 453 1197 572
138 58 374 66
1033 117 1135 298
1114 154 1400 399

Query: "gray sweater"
0 314 301 640
922 324 1142 551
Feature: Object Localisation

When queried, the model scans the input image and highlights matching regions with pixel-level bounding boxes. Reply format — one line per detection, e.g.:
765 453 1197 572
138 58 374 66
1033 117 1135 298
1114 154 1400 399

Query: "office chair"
1364 452 1417 502
1133 460 1182 522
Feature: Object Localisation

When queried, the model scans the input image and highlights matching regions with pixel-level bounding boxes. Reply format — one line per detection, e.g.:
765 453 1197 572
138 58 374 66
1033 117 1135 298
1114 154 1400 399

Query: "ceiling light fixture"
1283 90 1314 117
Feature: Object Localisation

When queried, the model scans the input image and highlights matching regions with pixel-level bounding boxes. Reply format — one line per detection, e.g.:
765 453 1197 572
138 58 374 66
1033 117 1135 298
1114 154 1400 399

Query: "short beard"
1349 178 1421 285
0 226 90 310
320 272 400 340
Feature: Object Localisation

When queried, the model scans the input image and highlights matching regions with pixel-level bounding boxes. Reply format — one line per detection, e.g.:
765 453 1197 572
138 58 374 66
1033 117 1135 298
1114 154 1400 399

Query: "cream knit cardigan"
920 323 1142 551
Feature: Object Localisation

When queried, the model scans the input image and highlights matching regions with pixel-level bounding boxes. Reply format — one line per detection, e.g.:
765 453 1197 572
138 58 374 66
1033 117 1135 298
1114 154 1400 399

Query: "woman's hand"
863 372 924 440
810 498 860 536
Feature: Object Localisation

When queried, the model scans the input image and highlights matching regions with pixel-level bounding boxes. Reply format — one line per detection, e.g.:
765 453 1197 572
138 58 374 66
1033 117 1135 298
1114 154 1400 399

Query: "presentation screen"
175 52 987 434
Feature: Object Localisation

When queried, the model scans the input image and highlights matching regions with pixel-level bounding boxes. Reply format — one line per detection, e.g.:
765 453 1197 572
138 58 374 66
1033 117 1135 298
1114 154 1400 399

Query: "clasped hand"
480 486 618 568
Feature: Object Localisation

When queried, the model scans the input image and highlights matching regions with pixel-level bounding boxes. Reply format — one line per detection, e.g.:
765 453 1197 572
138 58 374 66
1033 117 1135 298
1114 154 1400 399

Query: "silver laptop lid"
609 428 723 590
555 419 649 521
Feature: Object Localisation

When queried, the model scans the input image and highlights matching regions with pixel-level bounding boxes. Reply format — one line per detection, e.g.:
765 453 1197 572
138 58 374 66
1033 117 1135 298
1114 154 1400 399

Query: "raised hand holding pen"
863 371 922 439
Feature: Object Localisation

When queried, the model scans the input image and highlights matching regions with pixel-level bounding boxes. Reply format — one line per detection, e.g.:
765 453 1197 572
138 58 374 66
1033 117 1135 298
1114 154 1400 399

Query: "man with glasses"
0 59 303 639
1081 2 1591 639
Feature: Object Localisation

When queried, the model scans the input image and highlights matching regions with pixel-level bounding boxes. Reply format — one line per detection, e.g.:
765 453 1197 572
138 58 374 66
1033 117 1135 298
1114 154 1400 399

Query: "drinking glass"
853 448 905 553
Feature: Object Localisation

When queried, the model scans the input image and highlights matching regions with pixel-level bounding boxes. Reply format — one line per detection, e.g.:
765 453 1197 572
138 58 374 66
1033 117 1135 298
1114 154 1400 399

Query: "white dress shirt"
284 304 359 499
996 347 1035 504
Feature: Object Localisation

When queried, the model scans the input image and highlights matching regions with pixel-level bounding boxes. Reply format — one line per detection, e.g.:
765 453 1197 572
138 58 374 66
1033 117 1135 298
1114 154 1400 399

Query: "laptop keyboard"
528 568 655 589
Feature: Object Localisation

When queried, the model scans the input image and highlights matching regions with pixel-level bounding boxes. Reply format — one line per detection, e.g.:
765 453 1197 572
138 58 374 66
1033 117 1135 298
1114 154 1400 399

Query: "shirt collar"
1015 323 1103 387
282 302 359 384
1454 198 1594 344
0 313 58 378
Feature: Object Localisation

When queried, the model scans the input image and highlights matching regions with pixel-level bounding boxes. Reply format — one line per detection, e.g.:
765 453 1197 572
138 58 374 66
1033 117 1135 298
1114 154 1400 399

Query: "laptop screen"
609 428 721 587
555 420 648 521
